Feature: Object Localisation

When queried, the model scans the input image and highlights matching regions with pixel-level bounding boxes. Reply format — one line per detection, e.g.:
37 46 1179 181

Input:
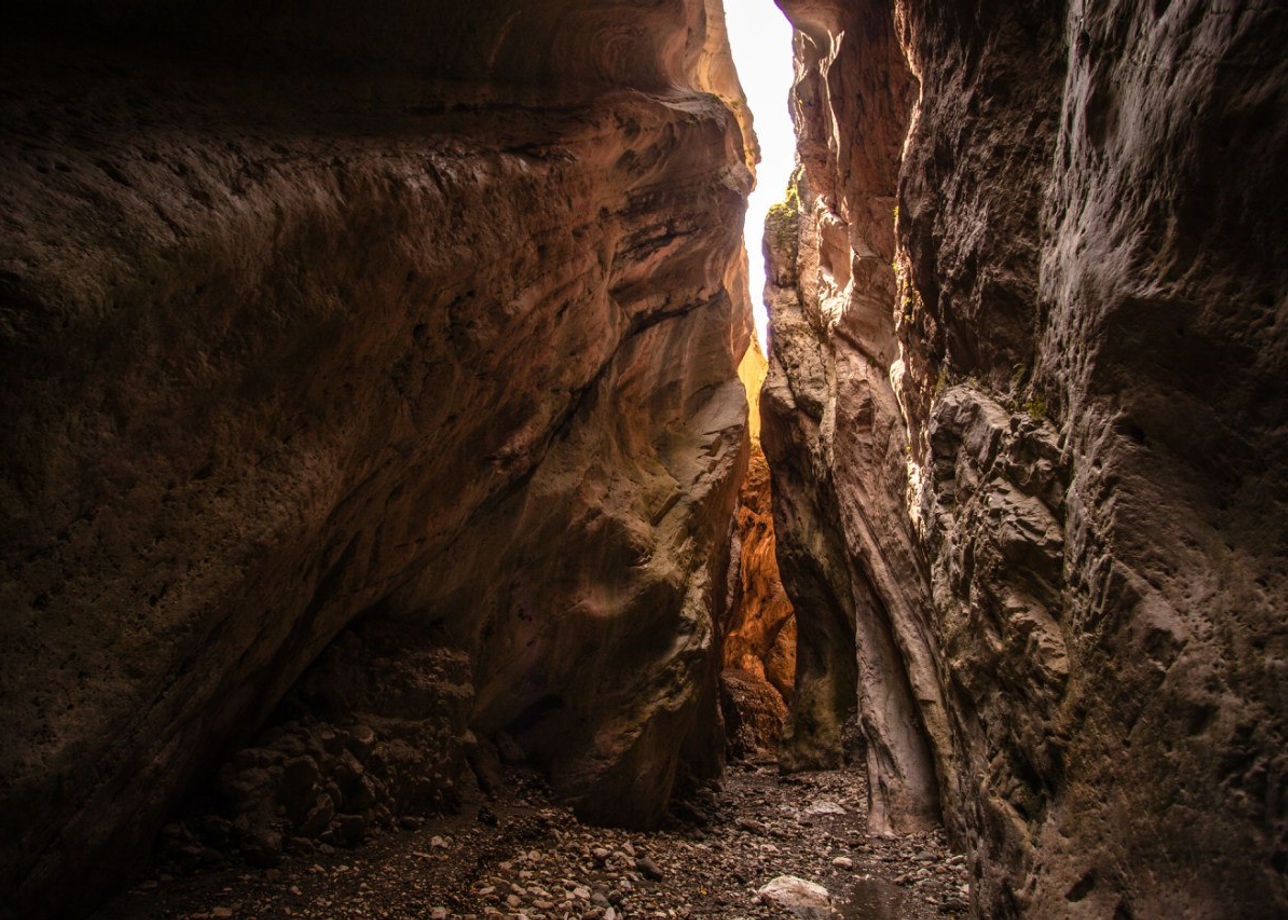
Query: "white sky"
724 0 796 353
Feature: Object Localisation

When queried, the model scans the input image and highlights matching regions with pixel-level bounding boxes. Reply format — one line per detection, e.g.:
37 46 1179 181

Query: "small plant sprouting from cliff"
1003 363 1051 422
901 292 919 324
787 167 803 206
766 200 796 222
893 253 924 327
766 204 796 238
765 171 803 262
767 171 802 216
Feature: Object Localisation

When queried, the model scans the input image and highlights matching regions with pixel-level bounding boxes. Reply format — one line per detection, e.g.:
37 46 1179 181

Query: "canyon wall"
767 0 1288 918
0 2 754 916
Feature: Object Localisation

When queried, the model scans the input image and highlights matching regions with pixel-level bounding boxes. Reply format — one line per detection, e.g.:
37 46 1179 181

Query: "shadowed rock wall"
0 2 754 916
766 0 1288 917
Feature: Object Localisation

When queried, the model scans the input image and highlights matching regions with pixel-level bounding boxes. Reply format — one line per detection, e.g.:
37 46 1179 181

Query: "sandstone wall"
0 2 753 916
767 0 1288 917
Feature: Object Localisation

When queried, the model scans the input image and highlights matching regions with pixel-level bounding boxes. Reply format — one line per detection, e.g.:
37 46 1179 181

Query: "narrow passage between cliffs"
87 4 978 918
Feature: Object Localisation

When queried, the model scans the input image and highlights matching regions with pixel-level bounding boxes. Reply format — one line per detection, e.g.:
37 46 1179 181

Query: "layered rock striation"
766 0 1288 918
0 2 755 916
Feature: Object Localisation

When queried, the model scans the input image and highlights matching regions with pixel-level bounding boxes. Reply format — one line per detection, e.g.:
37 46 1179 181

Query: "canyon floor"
93 763 970 920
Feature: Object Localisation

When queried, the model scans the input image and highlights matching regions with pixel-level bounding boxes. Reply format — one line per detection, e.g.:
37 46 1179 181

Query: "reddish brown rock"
719 670 789 764
721 346 796 759
0 2 754 916
726 348 796 696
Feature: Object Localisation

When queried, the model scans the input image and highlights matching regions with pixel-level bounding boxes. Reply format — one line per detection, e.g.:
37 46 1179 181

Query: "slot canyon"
1 1 1285 918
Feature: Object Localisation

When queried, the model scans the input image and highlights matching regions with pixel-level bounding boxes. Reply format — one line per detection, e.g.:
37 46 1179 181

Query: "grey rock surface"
766 0 1288 917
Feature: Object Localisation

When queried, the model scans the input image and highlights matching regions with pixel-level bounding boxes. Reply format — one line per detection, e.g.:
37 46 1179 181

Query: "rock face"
767 0 1288 918
723 441 796 701
0 2 754 916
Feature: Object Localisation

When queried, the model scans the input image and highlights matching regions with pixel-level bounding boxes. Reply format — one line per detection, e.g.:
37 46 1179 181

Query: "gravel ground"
95 764 971 920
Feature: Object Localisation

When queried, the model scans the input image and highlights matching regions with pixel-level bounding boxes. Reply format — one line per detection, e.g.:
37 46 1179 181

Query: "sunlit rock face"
724 442 796 703
722 346 795 761
0 1 753 916
768 0 1288 918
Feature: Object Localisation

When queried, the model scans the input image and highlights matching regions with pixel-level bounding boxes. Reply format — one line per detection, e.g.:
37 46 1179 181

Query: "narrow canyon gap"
718 0 801 769
2 3 1287 920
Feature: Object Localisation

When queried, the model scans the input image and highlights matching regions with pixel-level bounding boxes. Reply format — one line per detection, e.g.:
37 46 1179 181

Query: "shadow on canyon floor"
92 764 967 920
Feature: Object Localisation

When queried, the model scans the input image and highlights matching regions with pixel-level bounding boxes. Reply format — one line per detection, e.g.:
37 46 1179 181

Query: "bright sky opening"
725 0 795 354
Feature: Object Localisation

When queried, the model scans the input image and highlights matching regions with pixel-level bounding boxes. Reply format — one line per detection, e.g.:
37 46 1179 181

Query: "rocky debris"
93 765 969 920
158 618 477 868
719 670 788 764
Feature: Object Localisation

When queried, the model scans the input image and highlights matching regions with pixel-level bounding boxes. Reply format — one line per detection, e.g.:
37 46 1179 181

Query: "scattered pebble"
636 856 665 881
93 766 970 920
803 801 847 816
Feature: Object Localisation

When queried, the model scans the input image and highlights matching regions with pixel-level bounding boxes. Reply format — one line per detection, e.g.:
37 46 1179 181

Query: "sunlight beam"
725 0 795 354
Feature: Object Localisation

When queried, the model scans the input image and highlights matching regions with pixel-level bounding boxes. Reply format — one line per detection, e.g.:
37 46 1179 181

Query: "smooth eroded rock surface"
764 0 939 828
0 2 754 916
757 874 836 920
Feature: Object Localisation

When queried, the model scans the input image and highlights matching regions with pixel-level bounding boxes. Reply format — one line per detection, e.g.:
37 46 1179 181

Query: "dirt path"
95 765 970 919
